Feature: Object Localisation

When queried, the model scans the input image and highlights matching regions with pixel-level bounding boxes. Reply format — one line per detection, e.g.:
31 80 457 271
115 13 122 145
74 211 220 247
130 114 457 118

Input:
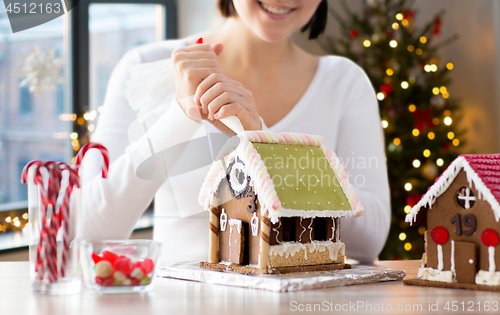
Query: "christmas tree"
320 0 465 259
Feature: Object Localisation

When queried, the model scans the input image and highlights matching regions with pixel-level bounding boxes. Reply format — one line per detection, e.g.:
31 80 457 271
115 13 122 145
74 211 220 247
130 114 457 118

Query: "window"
71 0 177 142
56 83 65 114
0 1 176 250
0 9 71 209
313 217 328 241
19 84 33 116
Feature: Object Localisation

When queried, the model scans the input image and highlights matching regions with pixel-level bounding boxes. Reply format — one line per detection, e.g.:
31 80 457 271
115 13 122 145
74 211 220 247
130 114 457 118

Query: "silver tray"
157 261 406 292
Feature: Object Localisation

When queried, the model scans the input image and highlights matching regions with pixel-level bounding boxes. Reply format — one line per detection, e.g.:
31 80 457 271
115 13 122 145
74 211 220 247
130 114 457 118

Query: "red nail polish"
196 38 203 44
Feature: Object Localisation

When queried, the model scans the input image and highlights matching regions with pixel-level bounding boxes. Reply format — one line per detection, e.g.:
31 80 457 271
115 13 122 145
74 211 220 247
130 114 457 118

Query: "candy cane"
74 143 109 178
57 163 80 278
22 161 50 280
21 161 43 185
43 162 62 283
21 142 108 283
21 161 44 275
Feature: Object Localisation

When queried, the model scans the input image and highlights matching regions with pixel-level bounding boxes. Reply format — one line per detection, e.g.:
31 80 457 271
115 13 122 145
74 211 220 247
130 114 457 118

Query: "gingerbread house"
198 131 364 274
406 154 500 288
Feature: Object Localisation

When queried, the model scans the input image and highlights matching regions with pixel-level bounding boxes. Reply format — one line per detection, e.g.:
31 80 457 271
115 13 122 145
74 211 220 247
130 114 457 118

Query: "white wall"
177 0 223 38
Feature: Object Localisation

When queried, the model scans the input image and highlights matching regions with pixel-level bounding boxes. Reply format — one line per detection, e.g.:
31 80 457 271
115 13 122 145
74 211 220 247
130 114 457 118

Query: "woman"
81 0 390 263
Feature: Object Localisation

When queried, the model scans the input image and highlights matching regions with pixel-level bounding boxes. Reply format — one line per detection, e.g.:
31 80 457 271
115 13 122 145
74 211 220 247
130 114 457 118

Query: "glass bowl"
79 240 161 294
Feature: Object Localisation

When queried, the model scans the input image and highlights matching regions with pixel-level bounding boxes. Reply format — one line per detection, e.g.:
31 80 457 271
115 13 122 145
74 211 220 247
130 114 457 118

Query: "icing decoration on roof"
406 154 500 224
199 131 365 223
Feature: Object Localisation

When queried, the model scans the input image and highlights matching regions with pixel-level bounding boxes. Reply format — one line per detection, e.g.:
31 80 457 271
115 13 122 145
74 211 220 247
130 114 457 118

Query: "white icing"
268 241 344 262
406 156 500 224
228 219 242 233
437 245 444 271
450 240 455 274
220 208 227 232
250 213 259 237
275 208 356 220
329 222 336 241
489 246 496 273
308 218 313 241
229 161 248 193
418 267 454 283
272 220 282 244
475 270 500 286
298 218 307 242
457 187 475 209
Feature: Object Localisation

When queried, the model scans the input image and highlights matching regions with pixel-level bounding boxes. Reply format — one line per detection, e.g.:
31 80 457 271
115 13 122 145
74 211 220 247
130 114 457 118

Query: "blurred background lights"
399 232 407 241
413 159 421 168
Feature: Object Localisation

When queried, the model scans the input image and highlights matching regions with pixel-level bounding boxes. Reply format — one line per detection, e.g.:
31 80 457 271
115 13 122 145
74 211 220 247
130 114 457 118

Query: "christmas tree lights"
321 0 465 259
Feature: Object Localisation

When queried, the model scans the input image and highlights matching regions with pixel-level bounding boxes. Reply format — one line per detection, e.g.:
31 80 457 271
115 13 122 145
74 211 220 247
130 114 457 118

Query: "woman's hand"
186 73 262 133
171 43 223 111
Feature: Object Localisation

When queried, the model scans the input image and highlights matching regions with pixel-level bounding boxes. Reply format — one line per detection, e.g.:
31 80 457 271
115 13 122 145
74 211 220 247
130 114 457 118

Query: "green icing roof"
253 143 352 211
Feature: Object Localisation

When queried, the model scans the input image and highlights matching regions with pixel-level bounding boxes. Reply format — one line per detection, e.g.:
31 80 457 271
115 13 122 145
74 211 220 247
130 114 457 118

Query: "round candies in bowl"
92 251 155 286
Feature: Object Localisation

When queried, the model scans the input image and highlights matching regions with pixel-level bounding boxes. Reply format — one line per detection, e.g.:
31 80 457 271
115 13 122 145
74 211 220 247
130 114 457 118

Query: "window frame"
69 0 177 144
0 0 177 252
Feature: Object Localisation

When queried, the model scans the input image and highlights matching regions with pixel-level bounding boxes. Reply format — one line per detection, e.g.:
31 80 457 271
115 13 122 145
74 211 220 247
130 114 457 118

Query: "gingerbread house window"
281 217 296 242
313 218 328 241
456 187 475 209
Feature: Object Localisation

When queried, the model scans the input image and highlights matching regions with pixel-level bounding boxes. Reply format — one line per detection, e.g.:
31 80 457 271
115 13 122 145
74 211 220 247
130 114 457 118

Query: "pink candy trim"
281 133 293 145
256 132 266 143
271 196 280 210
304 135 314 146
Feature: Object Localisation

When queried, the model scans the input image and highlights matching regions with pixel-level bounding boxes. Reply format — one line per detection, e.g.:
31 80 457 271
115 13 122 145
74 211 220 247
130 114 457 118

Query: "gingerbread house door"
454 241 477 284
229 220 245 265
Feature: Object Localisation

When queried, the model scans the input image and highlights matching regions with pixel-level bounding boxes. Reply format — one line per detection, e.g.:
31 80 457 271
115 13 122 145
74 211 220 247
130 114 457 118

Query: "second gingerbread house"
406 154 500 287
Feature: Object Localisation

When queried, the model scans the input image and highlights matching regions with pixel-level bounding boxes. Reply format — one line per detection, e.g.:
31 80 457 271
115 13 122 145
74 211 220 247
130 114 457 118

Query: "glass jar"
27 167 82 295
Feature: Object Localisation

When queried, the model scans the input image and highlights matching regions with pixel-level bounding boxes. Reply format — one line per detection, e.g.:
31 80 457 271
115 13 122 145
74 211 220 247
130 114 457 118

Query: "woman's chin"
252 27 293 43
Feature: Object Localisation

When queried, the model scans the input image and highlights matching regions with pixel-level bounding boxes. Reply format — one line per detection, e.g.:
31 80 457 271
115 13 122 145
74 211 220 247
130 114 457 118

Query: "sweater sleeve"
79 47 202 240
334 63 391 263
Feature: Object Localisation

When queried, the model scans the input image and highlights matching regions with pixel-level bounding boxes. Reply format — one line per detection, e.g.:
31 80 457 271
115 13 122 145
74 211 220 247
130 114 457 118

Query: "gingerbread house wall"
426 170 500 273
215 180 263 266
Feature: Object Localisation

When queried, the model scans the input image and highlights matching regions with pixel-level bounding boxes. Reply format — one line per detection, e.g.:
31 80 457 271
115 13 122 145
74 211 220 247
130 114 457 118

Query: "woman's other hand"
172 42 223 111
187 73 262 133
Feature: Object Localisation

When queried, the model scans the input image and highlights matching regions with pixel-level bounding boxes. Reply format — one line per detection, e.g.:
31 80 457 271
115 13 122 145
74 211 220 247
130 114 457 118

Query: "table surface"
1 261 498 315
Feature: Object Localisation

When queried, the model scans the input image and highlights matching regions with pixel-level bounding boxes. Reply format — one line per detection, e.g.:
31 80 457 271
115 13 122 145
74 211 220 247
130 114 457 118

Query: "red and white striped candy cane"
43 162 62 283
57 163 80 278
21 161 43 185
74 143 109 178
24 161 51 281
21 161 45 278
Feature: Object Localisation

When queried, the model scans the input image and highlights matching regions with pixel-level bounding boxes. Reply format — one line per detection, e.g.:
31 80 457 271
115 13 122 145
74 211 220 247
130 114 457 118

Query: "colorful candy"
92 251 154 287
